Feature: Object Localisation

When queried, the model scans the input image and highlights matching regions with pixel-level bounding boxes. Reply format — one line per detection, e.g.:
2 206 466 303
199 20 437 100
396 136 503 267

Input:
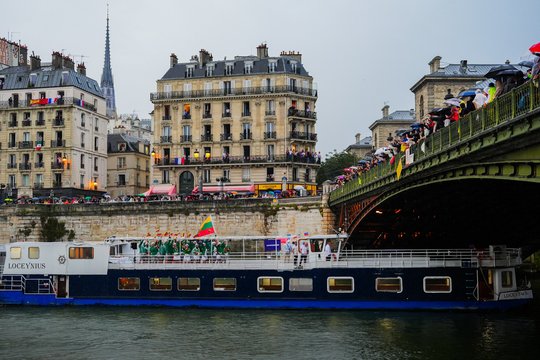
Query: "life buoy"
58 255 66 264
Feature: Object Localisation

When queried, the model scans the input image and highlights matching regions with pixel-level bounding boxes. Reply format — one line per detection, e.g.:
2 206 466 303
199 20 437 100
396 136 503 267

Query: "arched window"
419 95 424 119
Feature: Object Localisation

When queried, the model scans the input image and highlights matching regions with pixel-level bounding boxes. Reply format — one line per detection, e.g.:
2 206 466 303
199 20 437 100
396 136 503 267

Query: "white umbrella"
444 98 461 107
374 147 388 156
294 185 305 191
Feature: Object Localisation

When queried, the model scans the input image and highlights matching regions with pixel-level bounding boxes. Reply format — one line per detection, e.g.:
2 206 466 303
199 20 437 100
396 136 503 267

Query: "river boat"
0 235 533 310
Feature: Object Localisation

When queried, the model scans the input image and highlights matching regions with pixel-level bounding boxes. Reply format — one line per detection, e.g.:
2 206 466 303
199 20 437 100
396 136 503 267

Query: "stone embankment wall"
0 197 337 243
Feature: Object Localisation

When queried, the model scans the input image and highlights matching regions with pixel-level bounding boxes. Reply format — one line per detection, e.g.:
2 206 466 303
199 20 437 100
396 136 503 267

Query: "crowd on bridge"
334 49 540 188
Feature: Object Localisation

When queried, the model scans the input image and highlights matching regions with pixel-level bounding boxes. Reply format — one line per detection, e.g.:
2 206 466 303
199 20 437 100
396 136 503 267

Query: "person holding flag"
194 216 216 237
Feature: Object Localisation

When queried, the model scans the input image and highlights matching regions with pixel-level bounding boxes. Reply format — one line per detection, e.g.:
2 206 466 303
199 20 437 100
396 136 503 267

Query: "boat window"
501 270 513 288
118 277 140 291
327 277 354 293
375 277 402 293
69 247 94 259
213 278 236 291
150 277 172 291
424 276 452 293
289 278 313 292
258 277 284 293
28 247 40 259
178 277 200 291
10 247 22 259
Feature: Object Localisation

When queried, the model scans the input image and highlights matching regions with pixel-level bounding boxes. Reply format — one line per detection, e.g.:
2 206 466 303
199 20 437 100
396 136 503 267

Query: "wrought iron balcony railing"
151 85 318 101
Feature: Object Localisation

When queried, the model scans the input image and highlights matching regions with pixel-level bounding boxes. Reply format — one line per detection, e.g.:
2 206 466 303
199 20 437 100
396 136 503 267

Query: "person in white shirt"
299 241 309 267
324 241 332 261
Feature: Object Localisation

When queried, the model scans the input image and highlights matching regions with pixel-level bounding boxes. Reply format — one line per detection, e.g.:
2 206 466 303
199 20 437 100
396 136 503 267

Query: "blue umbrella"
458 89 476 98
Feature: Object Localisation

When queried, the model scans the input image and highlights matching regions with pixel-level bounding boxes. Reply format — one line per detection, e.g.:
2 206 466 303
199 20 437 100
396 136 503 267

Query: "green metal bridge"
328 81 540 254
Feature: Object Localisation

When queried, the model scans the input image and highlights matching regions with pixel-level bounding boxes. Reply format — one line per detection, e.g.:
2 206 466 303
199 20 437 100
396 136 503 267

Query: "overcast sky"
3 0 539 158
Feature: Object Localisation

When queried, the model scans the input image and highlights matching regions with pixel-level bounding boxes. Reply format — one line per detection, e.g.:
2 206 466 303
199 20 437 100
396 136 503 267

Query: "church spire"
101 4 117 118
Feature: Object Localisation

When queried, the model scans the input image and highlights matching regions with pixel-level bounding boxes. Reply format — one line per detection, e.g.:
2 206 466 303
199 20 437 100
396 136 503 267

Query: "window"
244 61 253 74
117 157 126 169
225 62 234 75
213 278 236 291
150 277 172 291
375 277 402 293
327 277 354 293
501 270 513 288
118 174 126 186
81 113 85 127
80 154 85 169
258 277 284 293
69 247 94 259
204 81 212 95
22 174 29 187
178 277 201 291
268 60 277 73
289 278 313 292
242 167 251 182
162 170 170 184
186 65 194 78
10 247 22 259
266 100 275 115
28 247 40 259
206 65 214 77
290 61 297 73
118 277 140 291
424 277 452 293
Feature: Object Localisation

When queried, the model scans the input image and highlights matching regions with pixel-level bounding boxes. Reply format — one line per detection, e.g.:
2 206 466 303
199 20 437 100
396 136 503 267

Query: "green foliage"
316 151 358 185
40 216 72 242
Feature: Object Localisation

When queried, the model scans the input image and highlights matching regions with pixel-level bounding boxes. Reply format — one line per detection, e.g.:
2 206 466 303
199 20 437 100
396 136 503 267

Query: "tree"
40 216 72 242
316 151 358 185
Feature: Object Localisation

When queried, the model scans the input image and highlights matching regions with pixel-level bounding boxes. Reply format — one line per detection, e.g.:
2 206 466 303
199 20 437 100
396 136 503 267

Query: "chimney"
52 51 63 69
257 43 269 59
30 54 41 70
62 55 74 70
280 50 302 63
382 105 389 119
505 59 510 65
170 53 178 68
199 49 212 66
459 59 468 74
77 62 86 76
429 56 442 73
355 133 361 144
409 108 415 116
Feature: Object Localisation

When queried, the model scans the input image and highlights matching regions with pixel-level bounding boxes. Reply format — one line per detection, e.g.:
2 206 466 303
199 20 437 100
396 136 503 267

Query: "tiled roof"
388 110 415 121
161 56 310 80
0 65 103 97
107 133 149 153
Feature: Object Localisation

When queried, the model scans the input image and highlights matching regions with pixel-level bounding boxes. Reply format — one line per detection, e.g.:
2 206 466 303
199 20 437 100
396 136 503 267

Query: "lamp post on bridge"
193 149 211 199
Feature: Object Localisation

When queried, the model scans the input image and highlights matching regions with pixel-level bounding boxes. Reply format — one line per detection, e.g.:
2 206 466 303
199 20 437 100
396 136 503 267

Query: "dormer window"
244 61 253 74
118 143 127 152
268 60 277 73
206 64 215 77
225 62 234 75
29 73 37 87
186 65 195 78
290 61 297 73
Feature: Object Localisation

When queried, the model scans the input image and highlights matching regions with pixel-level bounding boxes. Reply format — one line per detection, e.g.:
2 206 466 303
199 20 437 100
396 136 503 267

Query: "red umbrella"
529 42 540 55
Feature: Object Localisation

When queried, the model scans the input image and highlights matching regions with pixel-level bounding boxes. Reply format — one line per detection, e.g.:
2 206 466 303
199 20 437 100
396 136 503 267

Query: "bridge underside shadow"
348 179 540 256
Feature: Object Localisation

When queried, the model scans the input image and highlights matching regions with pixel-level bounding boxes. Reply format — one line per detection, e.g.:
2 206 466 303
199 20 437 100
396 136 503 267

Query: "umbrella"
518 60 534 69
529 42 540 55
294 185 305 191
429 107 444 115
444 98 461 107
484 64 518 79
458 89 476 98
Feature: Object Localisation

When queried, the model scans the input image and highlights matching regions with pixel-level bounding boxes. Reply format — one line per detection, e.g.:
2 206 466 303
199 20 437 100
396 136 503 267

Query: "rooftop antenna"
8 31 20 42
69 54 89 63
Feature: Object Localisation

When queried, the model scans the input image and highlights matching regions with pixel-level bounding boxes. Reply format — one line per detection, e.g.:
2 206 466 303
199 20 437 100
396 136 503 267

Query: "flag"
303 232 309 236
194 216 216 237
396 157 403 180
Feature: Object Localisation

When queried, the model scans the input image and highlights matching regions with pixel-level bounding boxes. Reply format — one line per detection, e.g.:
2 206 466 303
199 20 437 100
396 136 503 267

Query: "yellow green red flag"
194 216 216 237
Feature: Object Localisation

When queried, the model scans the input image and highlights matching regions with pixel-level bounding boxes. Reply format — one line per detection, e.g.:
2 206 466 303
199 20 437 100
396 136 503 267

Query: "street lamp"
193 149 203 199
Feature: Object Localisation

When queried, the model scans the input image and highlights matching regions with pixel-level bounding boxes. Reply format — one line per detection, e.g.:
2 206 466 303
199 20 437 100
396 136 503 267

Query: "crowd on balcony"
286 148 321 164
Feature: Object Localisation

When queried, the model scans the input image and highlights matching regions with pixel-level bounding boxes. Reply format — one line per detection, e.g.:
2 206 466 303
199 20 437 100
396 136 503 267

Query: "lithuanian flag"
194 216 216 237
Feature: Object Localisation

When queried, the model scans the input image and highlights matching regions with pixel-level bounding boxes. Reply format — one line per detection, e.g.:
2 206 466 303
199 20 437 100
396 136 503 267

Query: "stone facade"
150 44 320 196
369 105 415 149
0 52 109 199
0 198 328 244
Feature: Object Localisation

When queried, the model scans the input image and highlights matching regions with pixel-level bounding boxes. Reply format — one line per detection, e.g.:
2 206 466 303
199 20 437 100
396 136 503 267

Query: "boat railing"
108 247 523 270
0 274 55 294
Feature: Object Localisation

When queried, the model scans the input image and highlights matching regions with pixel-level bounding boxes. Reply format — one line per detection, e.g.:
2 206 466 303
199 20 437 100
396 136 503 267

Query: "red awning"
192 184 255 194
144 184 177 196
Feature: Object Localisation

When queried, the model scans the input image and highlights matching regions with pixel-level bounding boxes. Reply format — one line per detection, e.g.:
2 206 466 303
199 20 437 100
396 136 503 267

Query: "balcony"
51 162 65 170
35 119 45 126
19 163 31 170
241 111 251 117
201 134 213 142
8 142 16 148
290 131 317 141
287 109 317 120
265 110 276 116
22 119 32 127
18 141 33 149
222 112 232 118
150 85 318 101
50 140 66 147
53 117 64 126
264 131 277 140
8 120 18 127
240 132 252 140
53 181 62 187
180 135 192 142
7 163 17 169
182 114 192 120
151 154 321 166
160 135 172 143
202 113 212 119
34 182 44 189
220 133 233 141
162 115 171 121
35 162 44 168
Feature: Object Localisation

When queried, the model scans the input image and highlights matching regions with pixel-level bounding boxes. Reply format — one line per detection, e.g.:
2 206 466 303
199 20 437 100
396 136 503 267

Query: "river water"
1 282 540 360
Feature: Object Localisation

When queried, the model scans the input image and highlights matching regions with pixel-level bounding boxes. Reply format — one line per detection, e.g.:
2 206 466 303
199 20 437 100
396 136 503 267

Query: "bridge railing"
330 80 540 203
